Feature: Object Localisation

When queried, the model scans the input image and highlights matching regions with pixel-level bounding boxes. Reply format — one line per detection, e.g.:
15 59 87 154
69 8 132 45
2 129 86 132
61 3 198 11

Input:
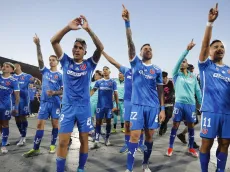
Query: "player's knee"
59 139 69 149
172 123 179 129
219 141 230 152
130 132 140 142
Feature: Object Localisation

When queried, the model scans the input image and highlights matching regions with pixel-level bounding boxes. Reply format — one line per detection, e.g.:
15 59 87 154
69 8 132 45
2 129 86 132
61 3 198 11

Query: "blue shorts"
13 100 30 116
130 104 159 130
59 104 93 134
200 112 230 139
124 100 132 122
38 101 61 120
0 108 11 120
96 108 112 119
173 103 196 123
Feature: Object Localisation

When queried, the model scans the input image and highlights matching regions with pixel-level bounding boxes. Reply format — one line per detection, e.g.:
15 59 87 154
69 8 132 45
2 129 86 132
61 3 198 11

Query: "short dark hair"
49 55 58 60
210 40 222 47
75 38 87 50
188 64 194 69
103 66 110 70
140 43 150 51
162 71 168 77
91 70 103 82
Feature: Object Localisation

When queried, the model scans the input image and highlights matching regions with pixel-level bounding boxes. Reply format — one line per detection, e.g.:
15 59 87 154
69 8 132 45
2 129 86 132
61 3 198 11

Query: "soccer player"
166 40 202 158
13 63 40 146
23 34 63 157
199 3 230 172
122 5 165 172
50 16 104 172
91 66 118 148
0 62 20 153
90 70 103 124
112 72 125 133
102 51 146 154
159 71 175 136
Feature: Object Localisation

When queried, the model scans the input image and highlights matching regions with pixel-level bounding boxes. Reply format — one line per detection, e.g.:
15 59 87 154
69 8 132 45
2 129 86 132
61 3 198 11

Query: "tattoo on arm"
126 28 136 60
36 44 44 69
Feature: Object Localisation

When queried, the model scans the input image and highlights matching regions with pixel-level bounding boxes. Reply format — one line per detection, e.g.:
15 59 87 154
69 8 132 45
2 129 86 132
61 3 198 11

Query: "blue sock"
217 152 228 172
199 152 210 172
16 122 22 135
139 133 144 146
143 141 153 164
169 128 178 148
127 142 138 171
188 128 194 149
95 125 101 142
33 130 44 150
78 153 88 170
106 124 111 139
51 128 58 146
125 135 130 145
21 121 28 137
56 157 66 172
2 128 9 146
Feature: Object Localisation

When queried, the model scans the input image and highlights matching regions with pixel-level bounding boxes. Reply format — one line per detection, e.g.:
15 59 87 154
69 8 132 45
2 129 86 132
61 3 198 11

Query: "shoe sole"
119 149 128 154
23 153 39 158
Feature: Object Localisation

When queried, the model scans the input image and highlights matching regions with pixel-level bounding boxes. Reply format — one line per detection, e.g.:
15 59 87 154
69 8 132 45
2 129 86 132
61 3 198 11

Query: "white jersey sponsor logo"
67 70 87 77
213 73 230 82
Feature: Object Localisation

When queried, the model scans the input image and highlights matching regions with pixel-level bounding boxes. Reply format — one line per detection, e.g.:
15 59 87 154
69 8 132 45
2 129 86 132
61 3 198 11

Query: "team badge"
5 81 11 86
20 76 24 80
202 128 208 135
108 82 113 86
150 69 155 74
54 75 58 79
80 64 87 70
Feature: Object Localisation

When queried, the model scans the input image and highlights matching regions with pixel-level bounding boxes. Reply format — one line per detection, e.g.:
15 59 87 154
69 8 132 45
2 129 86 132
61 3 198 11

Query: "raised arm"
80 15 104 63
50 18 82 59
122 5 136 61
102 51 121 70
33 34 44 69
172 39 196 76
199 3 218 62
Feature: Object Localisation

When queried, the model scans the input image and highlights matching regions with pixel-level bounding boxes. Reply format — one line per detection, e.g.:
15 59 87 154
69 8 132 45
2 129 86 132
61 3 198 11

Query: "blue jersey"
29 87 36 101
0 75 20 109
60 53 97 106
130 55 163 107
40 67 63 103
13 73 33 101
94 79 117 109
120 66 132 101
198 58 230 114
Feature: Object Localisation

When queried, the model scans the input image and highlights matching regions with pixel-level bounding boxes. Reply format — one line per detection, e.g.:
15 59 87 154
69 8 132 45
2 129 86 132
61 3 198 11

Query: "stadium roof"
0 56 42 80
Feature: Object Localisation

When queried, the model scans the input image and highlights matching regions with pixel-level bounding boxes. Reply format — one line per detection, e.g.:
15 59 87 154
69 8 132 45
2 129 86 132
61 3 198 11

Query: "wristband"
207 22 213 27
14 105 19 111
161 106 165 111
125 21 130 28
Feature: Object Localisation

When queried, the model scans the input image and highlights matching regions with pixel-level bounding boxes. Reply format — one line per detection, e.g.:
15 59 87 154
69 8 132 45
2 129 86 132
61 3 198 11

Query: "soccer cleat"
23 149 40 157
17 137 26 146
137 144 147 154
166 148 173 157
77 169 84 172
101 127 106 135
142 164 152 172
1 147 8 154
49 145 56 154
121 128 125 133
119 144 128 153
111 128 117 133
177 133 187 144
90 142 100 149
188 148 199 158
193 142 200 149
105 139 112 146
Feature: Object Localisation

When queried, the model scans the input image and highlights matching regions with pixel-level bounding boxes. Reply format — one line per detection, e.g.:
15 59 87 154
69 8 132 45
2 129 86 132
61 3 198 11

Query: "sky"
1 0 230 78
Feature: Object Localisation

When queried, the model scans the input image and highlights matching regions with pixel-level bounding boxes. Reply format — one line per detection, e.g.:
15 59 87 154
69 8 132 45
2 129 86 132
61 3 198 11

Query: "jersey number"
130 112 137 120
203 117 211 127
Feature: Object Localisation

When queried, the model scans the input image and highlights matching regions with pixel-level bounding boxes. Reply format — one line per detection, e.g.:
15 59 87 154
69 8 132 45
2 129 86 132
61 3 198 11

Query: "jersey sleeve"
172 50 189 77
198 58 212 71
113 81 118 92
156 69 163 85
130 55 141 68
87 57 97 72
40 66 49 75
13 80 20 91
59 53 71 68
119 66 129 75
94 81 99 89
27 74 34 84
